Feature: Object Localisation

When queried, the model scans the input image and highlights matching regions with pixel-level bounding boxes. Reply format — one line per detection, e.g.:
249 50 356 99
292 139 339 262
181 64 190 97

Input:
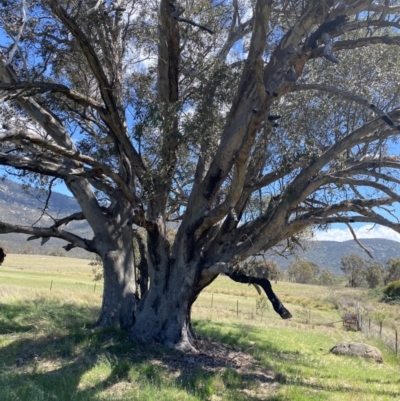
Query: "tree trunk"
96 220 137 329
131 261 199 351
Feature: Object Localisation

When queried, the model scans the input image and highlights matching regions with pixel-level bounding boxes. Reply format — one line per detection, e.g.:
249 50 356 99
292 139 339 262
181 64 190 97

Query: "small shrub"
256 296 269 315
89 255 103 281
46 248 67 257
383 280 400 299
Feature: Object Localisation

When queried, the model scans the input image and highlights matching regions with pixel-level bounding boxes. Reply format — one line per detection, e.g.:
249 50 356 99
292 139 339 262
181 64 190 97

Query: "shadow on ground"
1 299 399 401
0 299 279 401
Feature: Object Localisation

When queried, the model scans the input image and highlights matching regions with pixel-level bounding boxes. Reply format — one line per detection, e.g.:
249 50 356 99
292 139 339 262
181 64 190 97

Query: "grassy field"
0 255 399 400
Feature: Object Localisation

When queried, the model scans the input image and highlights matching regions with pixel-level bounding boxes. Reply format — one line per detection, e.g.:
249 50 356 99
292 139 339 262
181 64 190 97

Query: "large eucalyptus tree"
1 0 400 350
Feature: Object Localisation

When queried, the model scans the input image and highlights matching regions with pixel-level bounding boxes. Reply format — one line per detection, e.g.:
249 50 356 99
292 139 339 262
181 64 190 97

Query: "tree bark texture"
131 259 200 351
90 198 137 328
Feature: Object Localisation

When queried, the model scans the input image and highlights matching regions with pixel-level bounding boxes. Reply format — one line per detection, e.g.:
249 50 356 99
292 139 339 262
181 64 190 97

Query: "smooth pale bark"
96 235 137 328
68 178 138 329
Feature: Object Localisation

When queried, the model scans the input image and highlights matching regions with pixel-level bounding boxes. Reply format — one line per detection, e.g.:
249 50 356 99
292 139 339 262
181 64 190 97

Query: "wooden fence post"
50 280 53 290
380 321 382 337
211 293 213 308
396 330 398 357
236 300 239 317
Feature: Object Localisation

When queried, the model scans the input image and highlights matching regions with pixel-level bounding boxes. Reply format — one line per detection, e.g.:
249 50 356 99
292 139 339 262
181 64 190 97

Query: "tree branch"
0 82 103 111
226 270 292 319
44 0 147 184
343 220 373 259
0 152 81 178
3 0 26 67
169 2 214 34
0 220 94 252
0 129 137 204
294 83 400 130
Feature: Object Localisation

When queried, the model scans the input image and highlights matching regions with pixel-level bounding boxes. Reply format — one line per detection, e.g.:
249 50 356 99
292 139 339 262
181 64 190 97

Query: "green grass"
195 321 400 400
0 255 400 400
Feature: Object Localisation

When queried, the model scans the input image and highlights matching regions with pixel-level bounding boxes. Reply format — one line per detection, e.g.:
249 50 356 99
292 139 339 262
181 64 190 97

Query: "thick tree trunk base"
96 292 137 329
131 281 198 351
97 244 137 329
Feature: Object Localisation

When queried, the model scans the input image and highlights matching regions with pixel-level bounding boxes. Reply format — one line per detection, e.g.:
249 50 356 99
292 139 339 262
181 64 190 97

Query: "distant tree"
288 259 319 284
386 258 400 284
340 254 367 288
264 260 283 282
318 269 335 286
256 260 282 281
365 263 384 289
242 259 282 281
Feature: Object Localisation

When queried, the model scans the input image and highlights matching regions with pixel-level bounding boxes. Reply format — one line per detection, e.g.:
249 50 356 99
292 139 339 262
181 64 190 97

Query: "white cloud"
314 225 400 243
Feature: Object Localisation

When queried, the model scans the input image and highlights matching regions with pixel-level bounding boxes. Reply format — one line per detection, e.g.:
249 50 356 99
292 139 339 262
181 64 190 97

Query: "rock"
330 342 383 363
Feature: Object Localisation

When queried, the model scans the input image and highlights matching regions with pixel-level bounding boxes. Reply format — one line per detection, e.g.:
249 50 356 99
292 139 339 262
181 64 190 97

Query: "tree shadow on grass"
0 300 279 400
1 301 398 401
0 299 136 400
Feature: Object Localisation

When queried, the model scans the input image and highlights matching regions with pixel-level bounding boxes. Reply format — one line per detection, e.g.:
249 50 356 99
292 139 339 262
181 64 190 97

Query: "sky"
313 224 400 243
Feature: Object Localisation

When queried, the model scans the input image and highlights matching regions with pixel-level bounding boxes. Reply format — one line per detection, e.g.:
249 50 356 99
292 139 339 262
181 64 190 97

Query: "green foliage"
386 258 400 283
242 259 282 281
340 254 367 287
287 259 320 284
318 269 335 286
383 280 400 299
255 296 269 315
89 255 103 282
365 263 384 289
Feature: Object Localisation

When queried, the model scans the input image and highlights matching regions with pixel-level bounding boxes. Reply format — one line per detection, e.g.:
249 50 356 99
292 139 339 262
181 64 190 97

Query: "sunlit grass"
0 255 399 400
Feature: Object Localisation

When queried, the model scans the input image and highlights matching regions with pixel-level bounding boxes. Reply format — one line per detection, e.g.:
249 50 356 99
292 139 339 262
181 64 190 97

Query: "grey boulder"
330 342 383 363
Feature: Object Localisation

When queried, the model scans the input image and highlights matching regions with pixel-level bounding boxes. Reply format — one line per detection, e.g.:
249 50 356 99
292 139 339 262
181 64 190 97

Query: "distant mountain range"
268 238 400 274
0 178 399 267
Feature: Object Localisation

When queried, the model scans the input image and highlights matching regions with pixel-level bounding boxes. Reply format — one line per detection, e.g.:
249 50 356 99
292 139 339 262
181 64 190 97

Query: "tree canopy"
1 0 400 349
287 258 320 284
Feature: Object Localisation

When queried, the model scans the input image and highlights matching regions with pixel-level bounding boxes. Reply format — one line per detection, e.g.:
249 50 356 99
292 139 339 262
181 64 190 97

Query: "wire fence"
45 281 400 357
358 314 398 357
198 292 399 358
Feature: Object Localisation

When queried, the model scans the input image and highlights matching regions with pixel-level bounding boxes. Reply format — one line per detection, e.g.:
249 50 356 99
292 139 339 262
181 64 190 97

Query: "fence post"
396 330 398 357
369 319 371 331
211 293 213 308
236 300 239 317
94 283 96 293
380 321 382 337
50 280 53 290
